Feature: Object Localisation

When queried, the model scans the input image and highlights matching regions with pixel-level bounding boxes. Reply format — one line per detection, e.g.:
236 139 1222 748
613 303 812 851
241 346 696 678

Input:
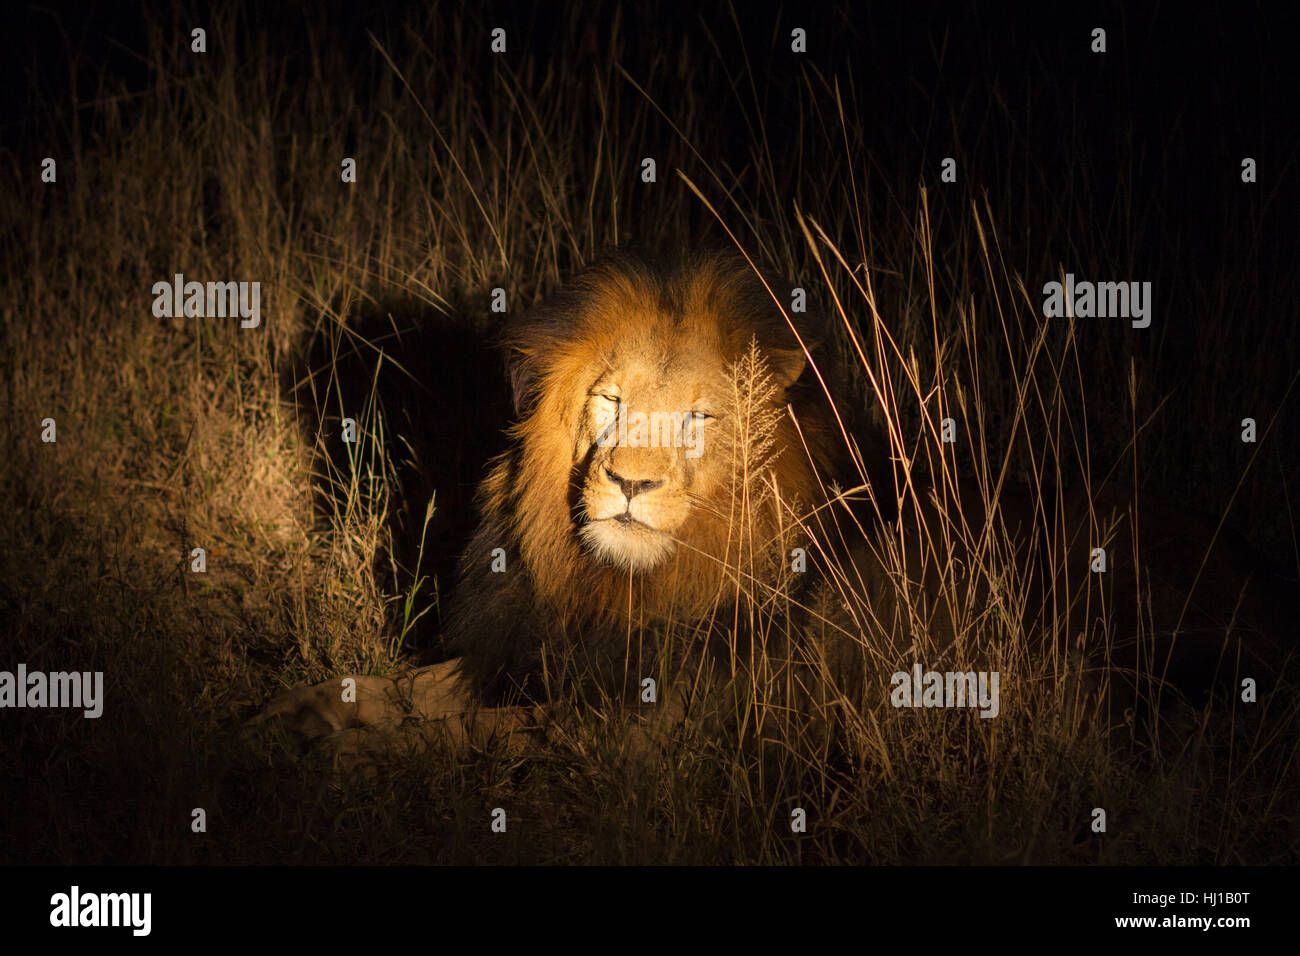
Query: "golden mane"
445 251 843 699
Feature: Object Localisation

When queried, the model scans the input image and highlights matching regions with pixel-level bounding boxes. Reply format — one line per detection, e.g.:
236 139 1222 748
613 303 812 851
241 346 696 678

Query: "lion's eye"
689 410 717 422
591 391 620 405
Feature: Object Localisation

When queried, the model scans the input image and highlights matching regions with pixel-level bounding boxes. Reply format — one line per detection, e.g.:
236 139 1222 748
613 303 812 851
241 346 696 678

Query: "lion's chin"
579 517 677 571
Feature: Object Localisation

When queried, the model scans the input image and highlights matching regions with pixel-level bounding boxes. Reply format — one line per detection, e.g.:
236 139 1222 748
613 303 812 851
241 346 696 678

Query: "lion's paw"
246 659 467 749
246 659 547 768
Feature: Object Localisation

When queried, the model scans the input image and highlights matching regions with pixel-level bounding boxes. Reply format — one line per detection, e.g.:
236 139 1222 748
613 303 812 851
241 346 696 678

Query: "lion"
253 249 856 760
252 250 1292 764
443 249 844 702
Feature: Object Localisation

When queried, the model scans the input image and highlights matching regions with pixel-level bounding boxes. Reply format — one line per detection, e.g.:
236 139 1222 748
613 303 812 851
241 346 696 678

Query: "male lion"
256 250 859 757
445 249 845 701
255 250 1290 761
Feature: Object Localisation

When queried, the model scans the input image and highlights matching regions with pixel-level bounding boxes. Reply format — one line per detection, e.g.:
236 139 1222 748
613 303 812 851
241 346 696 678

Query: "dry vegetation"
2 2 1296 864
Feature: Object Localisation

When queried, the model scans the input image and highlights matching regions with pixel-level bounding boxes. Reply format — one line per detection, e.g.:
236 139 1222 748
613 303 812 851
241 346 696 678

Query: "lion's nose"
604 467 663 502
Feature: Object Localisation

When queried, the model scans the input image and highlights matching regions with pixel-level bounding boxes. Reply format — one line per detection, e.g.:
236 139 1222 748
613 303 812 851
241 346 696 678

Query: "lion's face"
487 251 834 624
572 344 732 570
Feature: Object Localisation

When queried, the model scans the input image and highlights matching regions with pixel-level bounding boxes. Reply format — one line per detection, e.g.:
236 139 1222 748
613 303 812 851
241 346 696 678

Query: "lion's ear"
508 346 537 416
767 346 810 388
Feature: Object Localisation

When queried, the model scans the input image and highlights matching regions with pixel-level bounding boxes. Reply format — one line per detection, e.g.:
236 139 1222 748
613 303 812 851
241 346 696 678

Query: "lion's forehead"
591 349 730 405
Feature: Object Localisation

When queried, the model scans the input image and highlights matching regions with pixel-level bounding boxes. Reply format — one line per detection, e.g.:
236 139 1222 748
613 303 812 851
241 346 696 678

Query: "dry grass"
1 1 1296 864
